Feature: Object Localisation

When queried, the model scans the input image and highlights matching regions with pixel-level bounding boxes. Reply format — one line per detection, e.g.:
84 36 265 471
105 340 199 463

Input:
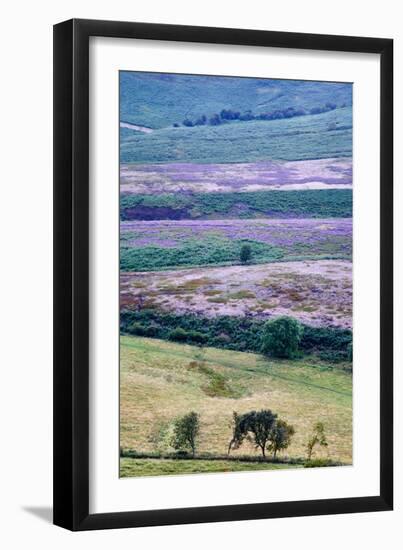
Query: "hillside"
120 72 352 129
120 335 352 477
120 107 352 164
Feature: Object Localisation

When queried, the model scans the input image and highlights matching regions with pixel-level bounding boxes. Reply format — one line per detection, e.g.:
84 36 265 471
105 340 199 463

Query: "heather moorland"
119 72 353 477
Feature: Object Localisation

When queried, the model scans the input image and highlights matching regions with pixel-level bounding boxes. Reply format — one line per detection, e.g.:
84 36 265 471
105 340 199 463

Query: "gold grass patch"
120 336 352 464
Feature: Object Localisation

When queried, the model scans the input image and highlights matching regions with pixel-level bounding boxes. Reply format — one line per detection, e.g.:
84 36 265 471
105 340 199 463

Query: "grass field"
120 335 352 476
120 108 352 164
120 457 302 477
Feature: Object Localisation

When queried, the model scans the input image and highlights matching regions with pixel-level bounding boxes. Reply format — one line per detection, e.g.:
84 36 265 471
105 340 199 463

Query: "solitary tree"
261 316 303 358
240 244 252 264
172 412 200 457
306 422 328 460
228 410 278 458
267 419 295 458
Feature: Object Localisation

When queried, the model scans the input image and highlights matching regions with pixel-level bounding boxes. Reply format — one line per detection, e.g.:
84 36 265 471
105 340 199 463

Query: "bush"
121 310 352 359
172 412 200 457
129 322 158 337
168 327 189 342
347 342 353 362
304 458 334 468
240 244 252 264
318 350 348 363
261 316 303 358
168 327 207 345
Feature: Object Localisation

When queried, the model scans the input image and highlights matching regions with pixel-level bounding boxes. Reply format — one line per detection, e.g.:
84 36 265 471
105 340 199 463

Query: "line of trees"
175 102 338 128
122 309 353 364
170 410 329 462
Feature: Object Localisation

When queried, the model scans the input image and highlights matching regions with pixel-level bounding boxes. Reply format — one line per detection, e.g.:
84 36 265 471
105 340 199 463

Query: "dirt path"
120 121 154 133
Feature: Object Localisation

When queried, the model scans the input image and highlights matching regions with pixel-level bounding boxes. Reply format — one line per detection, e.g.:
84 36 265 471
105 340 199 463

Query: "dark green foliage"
261 316 304 358
120 189 352 222
267 420 295 458
347 342 353 362
304 458 335 468
240 244 252 264
120 309 352 357
318 350 349 363
228 410 278 458
168 328 207 345
174 104 336 128
300 325 352 360
129 322 158 337
171 412 200 457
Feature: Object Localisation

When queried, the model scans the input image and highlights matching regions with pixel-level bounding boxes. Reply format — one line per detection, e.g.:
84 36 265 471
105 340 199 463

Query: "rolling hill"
120 71 352 129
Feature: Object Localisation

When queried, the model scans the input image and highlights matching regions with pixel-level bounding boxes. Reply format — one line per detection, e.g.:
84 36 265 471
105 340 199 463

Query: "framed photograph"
53 19 393 530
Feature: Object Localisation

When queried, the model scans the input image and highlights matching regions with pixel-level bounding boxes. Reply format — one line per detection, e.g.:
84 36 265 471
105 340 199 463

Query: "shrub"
171 412 200 457
121 310 352 359
240 244 252 264
261 316 303 358
347 342 353 362
304 458 334 468
129 322 158 337
168 327 189 342
267 419 295 458
168 327 207 345
318 350 348 363
209 114 221 125
306 422 328 460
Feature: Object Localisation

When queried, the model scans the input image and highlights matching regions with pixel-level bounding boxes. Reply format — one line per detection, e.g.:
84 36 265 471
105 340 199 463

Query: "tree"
306 422 328 460
240 244 252 264
209 113 221 126
195 115 207 126
172 412 200 457
228 410 278 458
268 420 295 458
261 316 303 358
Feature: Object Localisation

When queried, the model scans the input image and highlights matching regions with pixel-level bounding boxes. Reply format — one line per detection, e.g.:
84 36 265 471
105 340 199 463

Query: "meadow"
120 335 352 476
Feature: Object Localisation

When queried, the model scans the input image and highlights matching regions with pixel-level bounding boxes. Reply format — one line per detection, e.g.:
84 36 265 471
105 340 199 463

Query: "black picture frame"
53 18 393 531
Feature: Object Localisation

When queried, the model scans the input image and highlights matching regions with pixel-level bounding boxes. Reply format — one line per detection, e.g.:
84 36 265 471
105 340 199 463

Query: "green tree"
228 410 278 458
172 412 200 457
306 422 328 460
268 419 295 458
240 244 252 264
261 316 303 358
